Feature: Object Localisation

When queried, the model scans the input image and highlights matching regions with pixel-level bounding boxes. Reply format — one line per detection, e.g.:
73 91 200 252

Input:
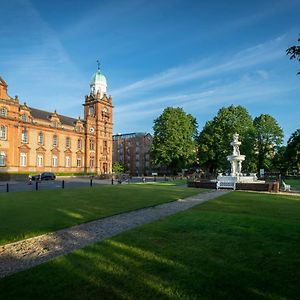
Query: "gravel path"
0 190 228 278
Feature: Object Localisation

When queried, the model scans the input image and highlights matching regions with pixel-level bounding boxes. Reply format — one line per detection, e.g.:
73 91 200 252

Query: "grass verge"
285 178 300 190
1 191 299 299
0 184 202 245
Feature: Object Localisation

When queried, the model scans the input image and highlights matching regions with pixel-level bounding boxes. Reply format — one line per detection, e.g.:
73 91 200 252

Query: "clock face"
89 127 95 133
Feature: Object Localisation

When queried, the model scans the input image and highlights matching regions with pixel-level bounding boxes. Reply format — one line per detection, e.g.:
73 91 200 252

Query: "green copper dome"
90 70 107 86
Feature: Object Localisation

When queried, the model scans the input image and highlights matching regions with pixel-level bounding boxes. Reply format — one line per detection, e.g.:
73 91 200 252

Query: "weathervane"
96 59 100 71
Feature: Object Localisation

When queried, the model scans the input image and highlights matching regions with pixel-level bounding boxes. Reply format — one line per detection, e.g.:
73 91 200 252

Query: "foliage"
197 105 255 173
271 146 288 173
286 34 300 74
151 107 197 174
112 161 125 174
285 129 300 172
1 192 300 299
0 184 200 245
253 114 284 171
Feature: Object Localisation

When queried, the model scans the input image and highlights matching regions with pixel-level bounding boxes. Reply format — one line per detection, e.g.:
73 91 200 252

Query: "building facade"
0 69 113 175
113 132 152 176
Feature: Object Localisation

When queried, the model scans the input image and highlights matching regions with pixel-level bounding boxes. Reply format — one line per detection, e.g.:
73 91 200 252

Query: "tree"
253 114 283 171
286 34 300 74
112 161 125 174
197 105 256 173
285 129 300 172
151 107 197 174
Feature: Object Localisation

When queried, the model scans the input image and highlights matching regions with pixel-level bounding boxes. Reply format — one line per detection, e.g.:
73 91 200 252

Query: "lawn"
1 191 299 299
285 178 300 190
0 184 201 245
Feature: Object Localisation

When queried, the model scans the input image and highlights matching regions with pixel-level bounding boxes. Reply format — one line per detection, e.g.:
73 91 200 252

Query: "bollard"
111 178 114 185
90 178 93 187
62 180 65 189
35 181 38 191
6 183 9 192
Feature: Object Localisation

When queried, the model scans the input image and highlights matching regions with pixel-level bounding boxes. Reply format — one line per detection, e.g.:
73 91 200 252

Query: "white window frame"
77 157 81 167
52 155 58 167
37 154 43 167
65 156 70 168
21 130 28 143
1 107 7 117
21 114 27 122
0 151 6 166
20 152 27 167
0 125 7 140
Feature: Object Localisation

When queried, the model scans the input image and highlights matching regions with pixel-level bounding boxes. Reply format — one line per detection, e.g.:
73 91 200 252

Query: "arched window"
21 129 28 143
21 114 27 122
0 107 7 117
38 132 44 145
0 151 6 166
0 126 7 140
53 135 58 147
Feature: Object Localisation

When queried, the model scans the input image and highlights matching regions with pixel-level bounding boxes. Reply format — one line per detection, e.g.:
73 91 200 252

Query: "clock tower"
83 66 113 175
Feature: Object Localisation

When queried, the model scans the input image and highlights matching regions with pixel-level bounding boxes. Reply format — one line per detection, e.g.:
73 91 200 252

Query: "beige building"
0 68 113 175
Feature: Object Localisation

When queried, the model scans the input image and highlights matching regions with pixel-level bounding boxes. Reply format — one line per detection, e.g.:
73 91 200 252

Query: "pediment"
18 144 31 150
36 146 46 152
76 149 84 155
64 148 72 154
51 147 60 153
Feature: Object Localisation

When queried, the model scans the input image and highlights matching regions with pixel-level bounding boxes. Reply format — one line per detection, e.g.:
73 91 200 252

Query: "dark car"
31 172 56 181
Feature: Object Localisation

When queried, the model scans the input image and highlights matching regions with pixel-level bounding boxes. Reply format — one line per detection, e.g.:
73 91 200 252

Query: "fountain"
217 133 260 186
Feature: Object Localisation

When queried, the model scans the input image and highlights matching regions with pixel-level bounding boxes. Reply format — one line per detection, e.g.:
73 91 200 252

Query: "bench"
217 181 236 190
282 181 291 192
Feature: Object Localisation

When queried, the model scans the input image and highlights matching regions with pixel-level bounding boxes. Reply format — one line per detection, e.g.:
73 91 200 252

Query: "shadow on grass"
1 191 300 299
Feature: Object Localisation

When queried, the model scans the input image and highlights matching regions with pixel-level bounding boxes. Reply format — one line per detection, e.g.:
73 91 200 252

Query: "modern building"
0 68 113 175
112 132 152 176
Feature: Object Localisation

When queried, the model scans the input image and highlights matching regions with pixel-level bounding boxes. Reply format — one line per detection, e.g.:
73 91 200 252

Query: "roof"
29 107 78 126
112 132 150 140
90 70 107 86
0 76 7 87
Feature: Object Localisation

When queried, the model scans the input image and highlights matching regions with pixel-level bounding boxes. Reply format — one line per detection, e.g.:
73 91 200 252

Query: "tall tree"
285 129 300 172
253 114 283 171
151 107 197 174
197 105 255 173
286 34 300 74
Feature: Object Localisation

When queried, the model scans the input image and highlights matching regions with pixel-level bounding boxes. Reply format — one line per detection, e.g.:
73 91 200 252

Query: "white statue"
232 133 240 156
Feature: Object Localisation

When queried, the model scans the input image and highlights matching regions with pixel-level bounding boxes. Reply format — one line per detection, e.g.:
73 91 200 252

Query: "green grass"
0 184 202 245
285 178 300 190
141 179 187 186
1 191 299 299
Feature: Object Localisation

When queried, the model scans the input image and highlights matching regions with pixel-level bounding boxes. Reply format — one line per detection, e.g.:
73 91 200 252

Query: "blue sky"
0 0 299 142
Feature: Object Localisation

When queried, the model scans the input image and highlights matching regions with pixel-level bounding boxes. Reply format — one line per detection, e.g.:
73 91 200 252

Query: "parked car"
31 172 56 181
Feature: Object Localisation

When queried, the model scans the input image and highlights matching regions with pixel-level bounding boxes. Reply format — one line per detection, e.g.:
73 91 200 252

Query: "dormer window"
0 107 7 117
21 114 27 122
